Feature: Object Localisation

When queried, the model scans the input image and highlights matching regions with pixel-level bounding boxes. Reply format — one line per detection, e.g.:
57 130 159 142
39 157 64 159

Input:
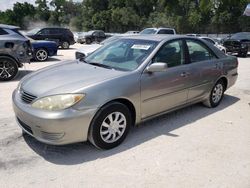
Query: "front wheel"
203 80 225 108
0 57 18 81
88 102 132 149
35 48 48 61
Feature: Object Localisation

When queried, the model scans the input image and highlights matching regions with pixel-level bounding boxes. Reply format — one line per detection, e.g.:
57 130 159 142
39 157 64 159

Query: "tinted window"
0 28 8 35
93 32 99 37
140 29 157 34
153 40 185 68
158 29 175 35
186 40 217 63
38 29 50 35
99 31 105 37
231 32 250 40
50 29 60 34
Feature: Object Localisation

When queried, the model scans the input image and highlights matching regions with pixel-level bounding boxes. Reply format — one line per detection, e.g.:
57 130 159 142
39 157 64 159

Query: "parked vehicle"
77 30 111 44
26 27 75 49
13 35 238 149
223 40 248 57
231 32 250 49
140 27 176 35
28 37 58 62
186 34 201 37
0 24 32 81
199 36 227 53
125 31 140 34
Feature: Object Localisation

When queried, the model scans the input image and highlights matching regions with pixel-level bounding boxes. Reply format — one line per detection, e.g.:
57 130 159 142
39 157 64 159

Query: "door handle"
180 72 190 77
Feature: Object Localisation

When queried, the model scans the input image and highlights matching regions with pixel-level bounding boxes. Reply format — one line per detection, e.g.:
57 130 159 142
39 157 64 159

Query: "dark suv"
223 32 250 57
26 27 75 49
0 24 32 81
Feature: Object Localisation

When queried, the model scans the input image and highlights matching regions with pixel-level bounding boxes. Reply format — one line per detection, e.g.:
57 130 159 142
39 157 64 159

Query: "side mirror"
146 62 168 73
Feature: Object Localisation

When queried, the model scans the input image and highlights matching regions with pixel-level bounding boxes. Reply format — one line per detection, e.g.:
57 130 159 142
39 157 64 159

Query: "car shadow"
24 94 240 165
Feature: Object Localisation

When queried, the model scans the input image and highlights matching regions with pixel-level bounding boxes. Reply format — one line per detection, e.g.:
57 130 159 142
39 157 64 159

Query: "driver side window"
153 40 185 68
38 29 49 35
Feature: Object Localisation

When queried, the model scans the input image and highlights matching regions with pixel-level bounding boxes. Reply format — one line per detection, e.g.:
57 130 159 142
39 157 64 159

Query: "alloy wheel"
0 59 16 80
212 83 223 104
36 49 48 61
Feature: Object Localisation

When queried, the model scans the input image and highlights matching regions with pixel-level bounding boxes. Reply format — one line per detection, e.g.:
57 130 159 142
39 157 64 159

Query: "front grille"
21 90 37 104
41 131 65 140
17 118 33 135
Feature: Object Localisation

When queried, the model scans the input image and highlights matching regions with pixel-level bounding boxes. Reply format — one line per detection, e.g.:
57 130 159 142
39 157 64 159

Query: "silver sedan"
12 35 238 149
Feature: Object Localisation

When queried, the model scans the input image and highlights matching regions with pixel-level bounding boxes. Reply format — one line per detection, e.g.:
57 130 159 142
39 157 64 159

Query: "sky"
0 0 82 11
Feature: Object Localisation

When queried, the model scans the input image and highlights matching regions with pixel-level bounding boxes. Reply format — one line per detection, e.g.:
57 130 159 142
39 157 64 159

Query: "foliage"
0 0 249 33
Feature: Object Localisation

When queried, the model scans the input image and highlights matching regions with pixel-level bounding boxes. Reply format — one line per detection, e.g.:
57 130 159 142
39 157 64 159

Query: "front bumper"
12 90 97 145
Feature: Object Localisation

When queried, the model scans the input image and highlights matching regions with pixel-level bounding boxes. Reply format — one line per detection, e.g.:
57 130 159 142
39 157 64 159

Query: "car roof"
144 27 175 30
0 24 20 30
120 34 189 42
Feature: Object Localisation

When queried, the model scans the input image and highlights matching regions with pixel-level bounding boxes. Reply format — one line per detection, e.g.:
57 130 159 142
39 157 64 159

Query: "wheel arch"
89 97 137 134
0 54 20 67
215 76 228 91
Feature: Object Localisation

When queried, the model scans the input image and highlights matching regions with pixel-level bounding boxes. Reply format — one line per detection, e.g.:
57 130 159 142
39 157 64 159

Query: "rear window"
140 29 157 34
0 28 8 35
158 29 175 35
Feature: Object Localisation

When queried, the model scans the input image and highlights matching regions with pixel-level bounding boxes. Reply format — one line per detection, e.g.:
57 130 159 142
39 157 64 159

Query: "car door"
185 39 222 102
36 29 50 40
140 39 190 119
48 28 60 45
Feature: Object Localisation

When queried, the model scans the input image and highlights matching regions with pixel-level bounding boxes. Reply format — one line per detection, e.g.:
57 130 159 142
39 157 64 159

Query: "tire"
239 52 247 57
203 80 225 108
86 38 91 44
61 41 70 49
88 102 132 149
0 56 18 81
35 48 48 62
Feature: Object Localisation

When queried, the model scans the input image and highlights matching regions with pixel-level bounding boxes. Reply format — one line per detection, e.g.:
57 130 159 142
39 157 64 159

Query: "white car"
199 37 227 53
140 27 176 35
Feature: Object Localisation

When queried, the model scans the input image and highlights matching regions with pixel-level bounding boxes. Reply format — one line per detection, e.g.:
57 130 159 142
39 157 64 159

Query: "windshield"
27 28 40 35
87 30 95 34
140 29 157 34
85 39 158 71
100 36 121 45
231 32 250 40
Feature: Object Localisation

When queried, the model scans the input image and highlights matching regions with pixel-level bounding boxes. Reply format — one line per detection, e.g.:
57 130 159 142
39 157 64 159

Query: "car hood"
20 60 127 97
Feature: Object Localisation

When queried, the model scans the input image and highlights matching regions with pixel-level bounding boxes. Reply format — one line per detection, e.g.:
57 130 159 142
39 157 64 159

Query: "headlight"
31 94 85 111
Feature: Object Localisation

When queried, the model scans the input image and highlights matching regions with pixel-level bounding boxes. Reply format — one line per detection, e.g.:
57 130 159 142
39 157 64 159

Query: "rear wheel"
62 41 70 49
239 52 248 57
86 38 91 44
35 48 48 62
0 57 18 81
203 80 225 108
88 102 131 149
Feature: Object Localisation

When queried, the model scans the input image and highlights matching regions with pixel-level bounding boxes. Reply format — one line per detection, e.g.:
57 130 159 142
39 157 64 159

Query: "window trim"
185 38 218 64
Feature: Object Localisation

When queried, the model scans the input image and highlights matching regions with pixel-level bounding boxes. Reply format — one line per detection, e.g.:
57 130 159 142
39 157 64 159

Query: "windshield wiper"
89 62 113 69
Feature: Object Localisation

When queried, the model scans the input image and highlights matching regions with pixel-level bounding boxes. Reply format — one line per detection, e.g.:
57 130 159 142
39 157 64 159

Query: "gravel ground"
0 44 250 188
